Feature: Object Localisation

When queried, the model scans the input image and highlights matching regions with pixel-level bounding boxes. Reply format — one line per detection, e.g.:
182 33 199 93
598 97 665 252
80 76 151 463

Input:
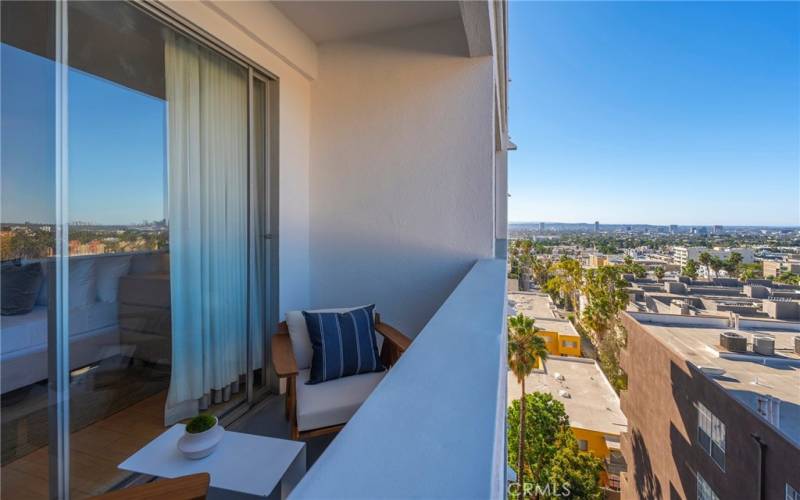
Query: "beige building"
673 246 754 268
763 260 800 277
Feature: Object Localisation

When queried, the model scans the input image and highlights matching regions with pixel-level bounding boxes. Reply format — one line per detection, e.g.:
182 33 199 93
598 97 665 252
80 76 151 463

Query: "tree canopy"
682 259 699 279
507 392 603 499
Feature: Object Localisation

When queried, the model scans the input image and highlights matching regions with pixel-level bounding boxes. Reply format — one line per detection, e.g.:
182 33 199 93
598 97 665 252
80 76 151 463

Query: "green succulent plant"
186 414 217 434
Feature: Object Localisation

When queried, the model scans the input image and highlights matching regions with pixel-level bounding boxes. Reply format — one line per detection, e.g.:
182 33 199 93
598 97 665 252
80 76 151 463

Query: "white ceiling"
272 1 462 43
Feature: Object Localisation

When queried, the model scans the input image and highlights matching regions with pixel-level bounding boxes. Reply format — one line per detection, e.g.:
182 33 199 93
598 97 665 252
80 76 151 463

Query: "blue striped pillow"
302 304 385 384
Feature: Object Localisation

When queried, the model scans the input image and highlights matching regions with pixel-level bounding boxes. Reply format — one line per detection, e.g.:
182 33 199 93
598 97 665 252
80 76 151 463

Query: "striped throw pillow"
302 304 385 384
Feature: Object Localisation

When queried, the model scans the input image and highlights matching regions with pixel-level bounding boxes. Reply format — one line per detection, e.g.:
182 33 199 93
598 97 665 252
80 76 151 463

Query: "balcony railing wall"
290 258 508 499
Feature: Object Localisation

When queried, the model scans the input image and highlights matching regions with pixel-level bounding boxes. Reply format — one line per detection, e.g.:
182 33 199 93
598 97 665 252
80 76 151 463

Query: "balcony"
291 259 508 498
1 1 508 497
606 451 628 476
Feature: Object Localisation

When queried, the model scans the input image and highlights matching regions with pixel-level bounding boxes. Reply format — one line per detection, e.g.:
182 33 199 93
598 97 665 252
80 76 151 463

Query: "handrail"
290 259 508 499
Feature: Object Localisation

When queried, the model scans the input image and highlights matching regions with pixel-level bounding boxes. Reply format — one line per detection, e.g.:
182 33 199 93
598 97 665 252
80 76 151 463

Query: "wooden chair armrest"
272 332 298 377
92 473 210 500
375 321 412 352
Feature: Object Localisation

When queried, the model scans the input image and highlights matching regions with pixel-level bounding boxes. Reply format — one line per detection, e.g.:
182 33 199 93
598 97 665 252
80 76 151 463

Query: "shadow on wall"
309 228 479 338
351 17 470 57
631 428 663 499
669 361 699 499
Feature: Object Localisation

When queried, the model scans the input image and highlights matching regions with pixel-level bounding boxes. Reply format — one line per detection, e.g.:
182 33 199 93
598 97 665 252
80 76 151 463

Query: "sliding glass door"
0 2 277 497
1 2 57 498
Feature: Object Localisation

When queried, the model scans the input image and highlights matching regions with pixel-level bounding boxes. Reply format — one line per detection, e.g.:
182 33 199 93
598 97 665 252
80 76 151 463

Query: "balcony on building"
0 1 510 498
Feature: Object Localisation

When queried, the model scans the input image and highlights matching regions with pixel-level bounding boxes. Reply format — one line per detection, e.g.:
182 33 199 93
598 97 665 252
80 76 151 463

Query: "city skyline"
508 1 800 227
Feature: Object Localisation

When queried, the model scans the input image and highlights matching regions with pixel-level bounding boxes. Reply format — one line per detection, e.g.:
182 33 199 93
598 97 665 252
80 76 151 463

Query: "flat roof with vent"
507 356 627 436
507 292 580 336
627 312 800 447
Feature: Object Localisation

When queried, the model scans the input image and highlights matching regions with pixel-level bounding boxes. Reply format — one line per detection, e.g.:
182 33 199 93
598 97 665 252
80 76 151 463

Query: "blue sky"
1 43 165 226
508 1 800 226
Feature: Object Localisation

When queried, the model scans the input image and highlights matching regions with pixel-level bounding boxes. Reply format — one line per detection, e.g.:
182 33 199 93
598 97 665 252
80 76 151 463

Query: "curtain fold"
164 32 249 425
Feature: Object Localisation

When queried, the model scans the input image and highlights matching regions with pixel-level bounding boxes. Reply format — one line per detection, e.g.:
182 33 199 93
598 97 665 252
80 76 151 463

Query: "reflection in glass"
1 2 56 497
66 3 172 496
1 2 272 496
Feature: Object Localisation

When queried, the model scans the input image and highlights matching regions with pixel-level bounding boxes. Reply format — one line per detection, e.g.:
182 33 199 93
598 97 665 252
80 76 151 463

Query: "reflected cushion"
302 304 385 384
69 258 97 309
1 262 44 316
96 255 131 302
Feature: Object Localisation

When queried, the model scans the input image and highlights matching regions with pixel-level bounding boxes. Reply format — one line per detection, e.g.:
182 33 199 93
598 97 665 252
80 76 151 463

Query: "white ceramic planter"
178 417 225 459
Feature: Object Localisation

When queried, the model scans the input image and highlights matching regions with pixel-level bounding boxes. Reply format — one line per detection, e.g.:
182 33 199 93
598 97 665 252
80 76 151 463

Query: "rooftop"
628 312 800 447
508 292 580 336
508 356 627 436
508 291 557 319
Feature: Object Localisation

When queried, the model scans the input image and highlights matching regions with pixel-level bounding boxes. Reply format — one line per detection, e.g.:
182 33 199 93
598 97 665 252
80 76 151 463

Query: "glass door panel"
67 3 170 497
1 2 57 498
1 3 277 497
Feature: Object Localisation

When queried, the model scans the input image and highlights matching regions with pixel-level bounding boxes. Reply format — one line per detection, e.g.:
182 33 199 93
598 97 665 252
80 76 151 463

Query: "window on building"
697 473 719 500
577 439 588 451
697 402 725 470
787 484 800 500
562 340 578 348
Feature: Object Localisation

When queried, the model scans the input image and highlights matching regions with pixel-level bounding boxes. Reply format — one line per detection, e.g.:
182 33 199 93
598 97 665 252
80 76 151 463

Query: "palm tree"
530 258 551 288
507 313 548 482
547 257 583 311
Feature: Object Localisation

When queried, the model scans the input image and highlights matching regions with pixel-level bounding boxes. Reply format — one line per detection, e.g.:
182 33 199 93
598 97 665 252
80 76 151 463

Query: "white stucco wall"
309 18 496 336
163 1 313 316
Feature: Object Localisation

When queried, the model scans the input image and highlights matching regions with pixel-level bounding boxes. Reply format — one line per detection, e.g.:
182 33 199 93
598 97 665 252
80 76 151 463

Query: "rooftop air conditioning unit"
720 331 746 353
558 389 571 399
753 335 775 356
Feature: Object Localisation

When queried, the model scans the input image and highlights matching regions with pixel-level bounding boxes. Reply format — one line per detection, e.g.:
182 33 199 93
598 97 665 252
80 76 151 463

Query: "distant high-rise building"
713 225 723 234
539 222 545 232
669 224 678 234
594 221 600 233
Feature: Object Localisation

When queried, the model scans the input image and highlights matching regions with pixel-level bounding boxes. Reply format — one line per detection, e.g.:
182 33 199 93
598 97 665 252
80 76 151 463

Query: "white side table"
119 424 306 498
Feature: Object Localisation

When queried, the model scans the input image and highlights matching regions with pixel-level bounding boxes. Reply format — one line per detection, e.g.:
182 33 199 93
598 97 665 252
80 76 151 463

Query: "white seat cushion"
295 368 385 432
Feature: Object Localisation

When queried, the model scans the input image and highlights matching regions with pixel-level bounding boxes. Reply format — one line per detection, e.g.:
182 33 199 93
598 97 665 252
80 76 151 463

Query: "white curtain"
164 32 249 425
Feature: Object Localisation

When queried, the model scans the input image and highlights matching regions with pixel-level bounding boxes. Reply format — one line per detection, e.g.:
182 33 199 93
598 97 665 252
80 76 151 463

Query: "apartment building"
508 292 582 357
589 253 624 268
1 1 510 498
764 259 800 278
673 246 755 268
508 356 628 493
626 275 800 321
619 312 800 500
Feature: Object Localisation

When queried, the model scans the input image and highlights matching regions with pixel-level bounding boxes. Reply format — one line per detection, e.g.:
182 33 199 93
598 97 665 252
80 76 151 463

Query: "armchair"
272 312 411 440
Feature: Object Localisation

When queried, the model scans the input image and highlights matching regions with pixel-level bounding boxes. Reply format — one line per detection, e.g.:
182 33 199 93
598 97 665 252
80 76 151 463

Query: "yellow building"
589 254 609 268
535 318 582 357
507 292 582 359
